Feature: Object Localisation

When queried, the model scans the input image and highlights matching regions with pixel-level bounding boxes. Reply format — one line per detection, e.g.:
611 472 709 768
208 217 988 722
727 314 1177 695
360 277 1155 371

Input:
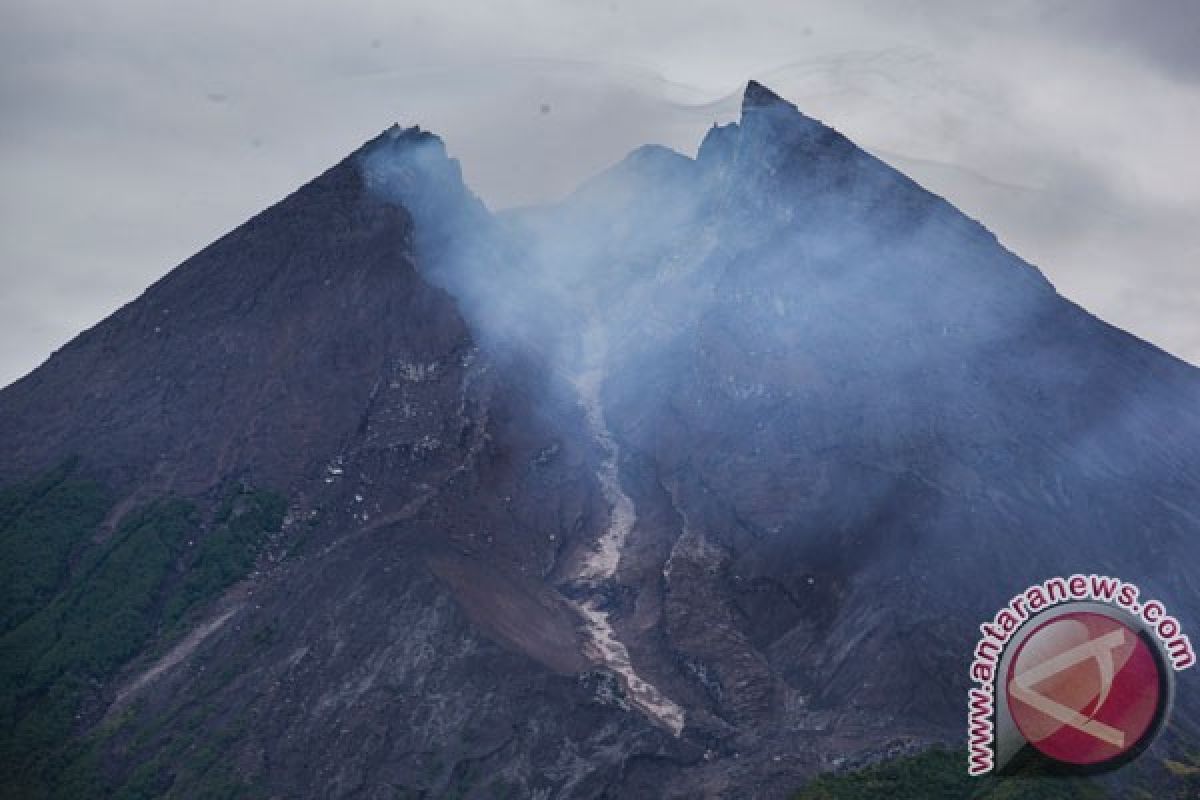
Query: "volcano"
1 81 1197 799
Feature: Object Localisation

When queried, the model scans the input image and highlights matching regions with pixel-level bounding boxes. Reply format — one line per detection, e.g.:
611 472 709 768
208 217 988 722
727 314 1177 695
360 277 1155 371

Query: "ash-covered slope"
0 127 675 799
0 140 472 500
1 82 1198 799
489 81 1200 794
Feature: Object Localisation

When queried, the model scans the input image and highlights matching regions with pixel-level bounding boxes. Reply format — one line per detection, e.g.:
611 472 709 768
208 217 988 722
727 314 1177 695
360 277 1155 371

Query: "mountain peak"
694 79 840 170
356 123 481 232
742 80 795 112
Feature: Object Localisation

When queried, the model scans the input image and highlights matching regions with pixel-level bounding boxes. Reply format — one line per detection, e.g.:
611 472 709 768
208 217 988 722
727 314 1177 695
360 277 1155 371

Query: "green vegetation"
792 748 1112 800
0 466 285 799
163 488 287 630
1156 749 1200 799
0 460 113 637
1164 760 1200 777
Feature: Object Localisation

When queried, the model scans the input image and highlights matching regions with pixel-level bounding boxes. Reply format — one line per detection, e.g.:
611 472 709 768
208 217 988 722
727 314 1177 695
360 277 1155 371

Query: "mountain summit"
743 78 792 109
1 82 1197 799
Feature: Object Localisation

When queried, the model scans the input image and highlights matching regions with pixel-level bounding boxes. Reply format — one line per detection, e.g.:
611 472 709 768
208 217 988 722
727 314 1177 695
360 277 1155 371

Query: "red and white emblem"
1006 611 1163 766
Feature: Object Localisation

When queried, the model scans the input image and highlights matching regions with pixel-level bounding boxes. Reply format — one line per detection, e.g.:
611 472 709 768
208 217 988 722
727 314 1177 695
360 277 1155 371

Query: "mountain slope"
493 80 1200 794
0 145 471 500
0 82 1197 799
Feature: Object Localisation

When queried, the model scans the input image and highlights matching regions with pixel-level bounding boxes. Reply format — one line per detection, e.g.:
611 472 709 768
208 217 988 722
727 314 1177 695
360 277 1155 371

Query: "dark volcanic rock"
0 143 471 503
2 82 1198 798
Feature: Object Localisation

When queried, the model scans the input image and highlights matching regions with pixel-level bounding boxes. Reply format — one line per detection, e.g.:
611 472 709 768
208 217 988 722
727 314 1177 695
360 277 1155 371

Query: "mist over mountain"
1 81 1197 799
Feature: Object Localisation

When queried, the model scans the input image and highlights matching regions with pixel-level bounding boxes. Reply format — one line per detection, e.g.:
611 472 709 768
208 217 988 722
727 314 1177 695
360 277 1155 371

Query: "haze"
2 0 1198 387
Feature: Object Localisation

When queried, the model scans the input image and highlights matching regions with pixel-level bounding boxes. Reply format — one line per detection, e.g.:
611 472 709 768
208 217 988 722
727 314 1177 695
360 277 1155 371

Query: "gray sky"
2 1 1198 387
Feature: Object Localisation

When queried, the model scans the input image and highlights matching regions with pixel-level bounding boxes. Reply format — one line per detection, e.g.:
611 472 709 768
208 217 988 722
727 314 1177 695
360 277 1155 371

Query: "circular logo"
1005 610 1168 767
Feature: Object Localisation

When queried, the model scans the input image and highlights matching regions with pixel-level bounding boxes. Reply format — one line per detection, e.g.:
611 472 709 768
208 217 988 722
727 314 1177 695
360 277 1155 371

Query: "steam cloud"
357 84 1200 619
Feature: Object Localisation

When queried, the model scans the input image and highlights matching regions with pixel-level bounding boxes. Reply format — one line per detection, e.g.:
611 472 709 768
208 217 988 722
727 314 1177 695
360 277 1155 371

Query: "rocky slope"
0 82 1197 798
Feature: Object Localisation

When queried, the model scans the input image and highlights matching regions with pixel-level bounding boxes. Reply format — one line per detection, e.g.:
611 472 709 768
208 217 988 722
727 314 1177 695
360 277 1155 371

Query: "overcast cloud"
1 0 1197 386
